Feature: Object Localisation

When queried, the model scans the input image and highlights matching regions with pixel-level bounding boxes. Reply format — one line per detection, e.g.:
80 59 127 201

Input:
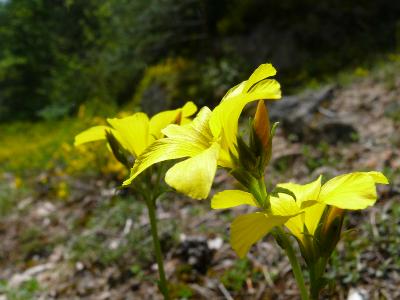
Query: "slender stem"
276 227 310 300
145 196 170 300
308 262 319 300
257 177 269 209
309 256 329 299
249 176 309 299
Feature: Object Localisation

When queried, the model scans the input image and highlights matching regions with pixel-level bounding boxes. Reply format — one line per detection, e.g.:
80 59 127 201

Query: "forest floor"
0 59 399 300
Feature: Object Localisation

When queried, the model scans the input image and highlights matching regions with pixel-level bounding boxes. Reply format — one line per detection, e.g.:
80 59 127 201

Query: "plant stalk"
145 196 170 300
308 256 329 299
276 227 310 300
250 176 309 299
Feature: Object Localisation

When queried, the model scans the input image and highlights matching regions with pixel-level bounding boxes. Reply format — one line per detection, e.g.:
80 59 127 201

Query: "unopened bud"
105 130 133 169
319 207 345 257
322 207 344 234
253 100 270 151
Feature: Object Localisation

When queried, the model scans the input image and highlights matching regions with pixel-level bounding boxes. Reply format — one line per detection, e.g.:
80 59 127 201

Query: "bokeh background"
0 1 399 299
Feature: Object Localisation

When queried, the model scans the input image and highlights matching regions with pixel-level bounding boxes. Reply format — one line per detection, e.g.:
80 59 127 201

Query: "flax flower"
123 64 281 199
74 101 197 158
211 171 388 258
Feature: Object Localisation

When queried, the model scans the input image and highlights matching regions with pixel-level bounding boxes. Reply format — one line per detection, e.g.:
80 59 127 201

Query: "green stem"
249 176 309 299
145 196 170 300
257 177 269 209
309 263 319 300
276 227 310 300
309 256 329 299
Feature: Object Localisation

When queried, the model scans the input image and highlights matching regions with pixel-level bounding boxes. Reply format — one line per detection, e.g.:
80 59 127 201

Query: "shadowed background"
1 0 399 120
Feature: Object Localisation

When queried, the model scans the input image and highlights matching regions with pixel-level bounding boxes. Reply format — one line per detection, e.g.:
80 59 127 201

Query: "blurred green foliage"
0 278 40 300
0 180 26 216
221 259 252 292
69 193 180 270
0 0 399 121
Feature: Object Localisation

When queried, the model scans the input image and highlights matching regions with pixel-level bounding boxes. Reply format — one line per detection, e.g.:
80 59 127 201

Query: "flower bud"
105 130 133 169
322 207 344 233
318 207 345 257
249 100 274 171
253 100 270 152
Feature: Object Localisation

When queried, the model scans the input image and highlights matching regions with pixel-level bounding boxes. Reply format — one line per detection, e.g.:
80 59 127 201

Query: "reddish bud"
253 100 270 151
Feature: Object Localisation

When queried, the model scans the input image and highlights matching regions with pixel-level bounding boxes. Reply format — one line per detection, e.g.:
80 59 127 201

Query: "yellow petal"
209 64 281 153
184 106 213 139
182 101 197 117
74 125 132 155
107 113 150 156
367 171 389 184
244 63 277 91
283 215 305 241
242 80 281 102
270 195 304 240
231 212 289 258
217 148 234 168
165 143 220 199
272 176 324 238
319 172 379 210
149 101 198 138
162 124 209 149
149 111 179 139
303 202 326 236
74 125 110 146
161 107 214 152
211 190 258 209
123 108 213 186
122 137 204 186
277 176 322 207
270 195 300 216
163 107 213 140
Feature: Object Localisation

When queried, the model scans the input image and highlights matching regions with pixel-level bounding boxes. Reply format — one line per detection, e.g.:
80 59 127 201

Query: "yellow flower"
209 64 281 155
74 101 197 157
123 64 281 199
211 171 388 258
274 171 388 243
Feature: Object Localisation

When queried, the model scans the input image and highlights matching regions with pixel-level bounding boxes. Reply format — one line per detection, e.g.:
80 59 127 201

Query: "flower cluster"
74 63 388 299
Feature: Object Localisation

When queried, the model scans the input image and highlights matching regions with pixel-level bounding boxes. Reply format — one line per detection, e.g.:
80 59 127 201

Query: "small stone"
75 261 84 271
347 287 369 300
207 237 223 250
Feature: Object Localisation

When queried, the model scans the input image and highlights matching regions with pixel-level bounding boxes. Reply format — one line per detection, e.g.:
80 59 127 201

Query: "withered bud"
253 100 270 151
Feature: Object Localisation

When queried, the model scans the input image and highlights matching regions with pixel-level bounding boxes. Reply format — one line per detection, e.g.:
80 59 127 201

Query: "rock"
347 287 369 300
316 119 358 144
269 84 336 123
34 202 56 218
268 84 358 144
207 236 223 251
